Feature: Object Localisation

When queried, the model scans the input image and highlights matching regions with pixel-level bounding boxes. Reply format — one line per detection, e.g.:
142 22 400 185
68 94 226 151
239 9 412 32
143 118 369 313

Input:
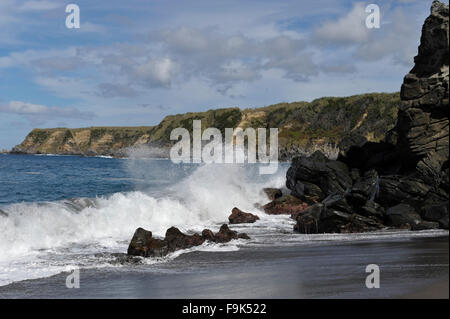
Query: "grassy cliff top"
13 92 400 156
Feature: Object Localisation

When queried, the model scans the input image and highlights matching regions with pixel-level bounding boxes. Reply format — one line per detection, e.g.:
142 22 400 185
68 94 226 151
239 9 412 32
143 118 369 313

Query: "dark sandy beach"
1 234 447 299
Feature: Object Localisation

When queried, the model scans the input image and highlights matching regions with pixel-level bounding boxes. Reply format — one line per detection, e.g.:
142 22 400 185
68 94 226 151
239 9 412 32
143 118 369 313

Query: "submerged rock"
229 207 259 224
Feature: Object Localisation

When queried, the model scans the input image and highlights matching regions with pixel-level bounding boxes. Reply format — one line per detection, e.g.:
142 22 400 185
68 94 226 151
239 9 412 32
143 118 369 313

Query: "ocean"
0 153 448 298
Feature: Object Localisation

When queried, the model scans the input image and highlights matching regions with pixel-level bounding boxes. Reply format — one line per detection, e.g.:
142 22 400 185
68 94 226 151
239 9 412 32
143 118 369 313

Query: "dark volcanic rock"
294 204 383 234
165 227 205 252
358 200 385 222
287 1 449 233
338 133 368 159
263 188 283 200
287 151 352 203
127 228 168 257
128 224 250 258
385 204 423 230
214 224 239 243
263 194 309 215
347 169 379 207
201 229 216 241
229 207 259 224
421 202 449 229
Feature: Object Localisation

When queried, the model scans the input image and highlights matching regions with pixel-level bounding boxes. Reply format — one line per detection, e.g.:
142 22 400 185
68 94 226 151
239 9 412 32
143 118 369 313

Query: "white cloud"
0 100 94 120
133 57 178 87
78 22 107 34
17 0 61 11
355 8 420 66
313 2 369 45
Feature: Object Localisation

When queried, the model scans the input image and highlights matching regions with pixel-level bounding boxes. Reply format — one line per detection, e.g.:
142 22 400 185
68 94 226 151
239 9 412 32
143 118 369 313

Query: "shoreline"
0 234 447 298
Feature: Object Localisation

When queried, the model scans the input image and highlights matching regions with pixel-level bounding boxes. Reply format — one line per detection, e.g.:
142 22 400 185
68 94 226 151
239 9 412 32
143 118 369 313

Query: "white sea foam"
0 163 286 285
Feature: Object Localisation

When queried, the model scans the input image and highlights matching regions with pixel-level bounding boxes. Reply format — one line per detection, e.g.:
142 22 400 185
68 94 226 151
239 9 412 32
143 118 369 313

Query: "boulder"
358 201 385 222
294 204 383 234
420 202 449 229
286 151 352 202
347 169 379 207
127 228 168 257
322 193 353 214
214 224 239 243
338 133 367 159
263 188 282 201
385 204 428 230
263 194 309 215
201 229 216 241
165 227 205 252
228 207 259 224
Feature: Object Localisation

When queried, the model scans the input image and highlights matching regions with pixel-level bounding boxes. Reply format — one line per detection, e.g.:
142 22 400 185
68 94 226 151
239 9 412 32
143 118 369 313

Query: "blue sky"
0 0 445 149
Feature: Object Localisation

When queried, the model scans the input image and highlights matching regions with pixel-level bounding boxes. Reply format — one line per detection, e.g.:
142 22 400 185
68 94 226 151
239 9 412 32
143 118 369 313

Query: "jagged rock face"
288 1 449 233
398 0 449 168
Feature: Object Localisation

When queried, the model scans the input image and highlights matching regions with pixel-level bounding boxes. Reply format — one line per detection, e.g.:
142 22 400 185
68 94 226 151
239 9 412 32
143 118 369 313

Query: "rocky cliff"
11 126 155 157
286 1 449 233
12 92 399 159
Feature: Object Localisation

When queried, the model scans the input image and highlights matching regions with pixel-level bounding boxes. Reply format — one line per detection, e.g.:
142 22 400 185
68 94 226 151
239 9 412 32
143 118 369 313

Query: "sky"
0 0 446 149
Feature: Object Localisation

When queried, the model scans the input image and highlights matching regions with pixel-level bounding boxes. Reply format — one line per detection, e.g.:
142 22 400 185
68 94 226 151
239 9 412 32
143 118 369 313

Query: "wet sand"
402 277 449 299
0 235 448 299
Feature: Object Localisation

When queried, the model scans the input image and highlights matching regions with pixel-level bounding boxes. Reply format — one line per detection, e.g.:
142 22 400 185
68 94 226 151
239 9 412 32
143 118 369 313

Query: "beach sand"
0 235 448 299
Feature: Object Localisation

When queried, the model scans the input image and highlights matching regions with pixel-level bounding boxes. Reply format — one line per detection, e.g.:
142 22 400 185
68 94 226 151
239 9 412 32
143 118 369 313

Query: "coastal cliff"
12 92 399 159
286 0 449 233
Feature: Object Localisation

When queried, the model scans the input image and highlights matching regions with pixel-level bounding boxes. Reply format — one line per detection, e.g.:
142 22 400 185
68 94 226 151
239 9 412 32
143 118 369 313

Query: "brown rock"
214 224 239 243
165 227 205 252
263 194 309 215
201 229 215 241
228 207 259 224
127 228 168 257
128 224 250 257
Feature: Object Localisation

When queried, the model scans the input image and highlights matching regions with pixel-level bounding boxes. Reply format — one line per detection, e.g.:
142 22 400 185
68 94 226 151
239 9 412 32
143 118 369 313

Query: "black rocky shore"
127 1 449 258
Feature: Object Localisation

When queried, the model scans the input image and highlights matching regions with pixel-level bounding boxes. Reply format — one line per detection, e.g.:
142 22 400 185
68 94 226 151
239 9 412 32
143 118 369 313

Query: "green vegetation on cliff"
12 92 400 158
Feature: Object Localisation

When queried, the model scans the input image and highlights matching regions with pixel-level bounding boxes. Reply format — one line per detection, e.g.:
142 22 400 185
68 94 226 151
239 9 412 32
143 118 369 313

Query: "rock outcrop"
228 207 259 224
127 224 250 258
263 194 309 215
287 1 449 234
